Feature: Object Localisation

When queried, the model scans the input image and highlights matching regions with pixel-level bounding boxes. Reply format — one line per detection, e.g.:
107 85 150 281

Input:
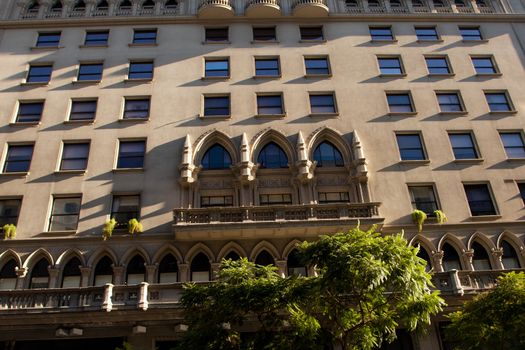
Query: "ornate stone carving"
258 177 290 188
200 179 234 189
295 131 315 183
179 135 197 185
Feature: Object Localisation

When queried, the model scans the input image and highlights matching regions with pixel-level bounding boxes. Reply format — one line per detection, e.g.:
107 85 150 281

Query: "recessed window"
257 142 288 169
205 27 228 42
204 58 229 77
426 57 451 74
464 184 496 216
304 57 330 75
415 27 439 41
132 29 157 44
396 133 426 161
0 199 21 226
318 192 349 203
472 56 497 74
85 30 109 46
77 63 103 81
313 141 344 167
69 100 97 121
518 183 525 204
203 95 230 116
27 65 52 83
16 101 44 123
128 61 153 80
49 197 81 231
202 144 232 170
436 92 464 113
201 196 233 207
260 194 292 205
449 133 479 159
309 93 336 114
300 26 324 41
378 57 404 75
60 143 90 171
253 27 276 41
485 92 513 112
459 26 483 41
500 132 525 158
255 58 280 77
111 195 140 227
370 26 394 41
3 144 34 173
386 93 414 113
257 94 284 115
117 140 146 169
36 32 61 47
408 185 438 215
123 98 150 120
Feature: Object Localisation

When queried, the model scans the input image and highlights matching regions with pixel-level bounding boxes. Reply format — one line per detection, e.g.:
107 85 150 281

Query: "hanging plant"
411 210 427 232
102 218 117 241
434 210 448 225
3 224 16 239
128 218 143 235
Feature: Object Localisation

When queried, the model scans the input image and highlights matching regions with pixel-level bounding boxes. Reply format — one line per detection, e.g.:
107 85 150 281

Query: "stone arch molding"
120 246 152 266
307 127 353 165
467 231 496 251
281 239 303 260
22 248 54 270
250 240 280 262
217 241 248 261
86 247 119 267
0 249 22 269
251 128 295 166
185 242 215 264
152 244 184 265
409 234 437 254
193 129 239 166
56 249 87 268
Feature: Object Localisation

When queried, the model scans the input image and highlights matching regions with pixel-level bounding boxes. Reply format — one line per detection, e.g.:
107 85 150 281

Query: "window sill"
468 214 501 221
54 170 86 175
112 168 144 173
118 118 149 123
202 76 230 80
475 73 502 77
0 172 29 177
399 160 430 165
20 82 49 87
253 75 281 79
299 39 326 44
79 44 108 49
304 74 332 78
370 39 398 43
72 80 101 85
416 39 444 43
379 73 407 78
309 113 339 118
506 158 525 162
199 115 231 120
251 40 279 44
428 73 455 77
462 39 489 43
439 111 468 116
124 78 153 84
9 121 40 127
255 114 286 119
489 110 518 115
44 230 77 236
202 41 231 45
63 119 95 125
388 112 417 116
30 46 63 51
128 43 158 47
454 158 484 164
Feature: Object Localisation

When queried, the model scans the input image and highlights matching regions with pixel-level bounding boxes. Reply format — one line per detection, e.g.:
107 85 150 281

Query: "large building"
0 0 524 348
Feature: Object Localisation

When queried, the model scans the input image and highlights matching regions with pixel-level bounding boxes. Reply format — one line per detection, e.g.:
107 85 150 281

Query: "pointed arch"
87 247 118 267
120 246 151 266
185 242 215 264
409 234 437 253
496 230 524 251
152 244 184 265
217 241 247 261
0 249 22 268
56 249 86 268
250 240 279 262
470 241 493 270
251 129 295 166
193 130 238 166
282 239 303 260
497 231 524 269
467 231 496 251
437 232 467 252
22 248 54 269
307 127 352 165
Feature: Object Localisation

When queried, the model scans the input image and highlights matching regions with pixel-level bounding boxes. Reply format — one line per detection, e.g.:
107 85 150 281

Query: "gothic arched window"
158 254 178 283
191 253 211 282
61 257 82 288
442 243 462 271
126 255 146 285
501 240 521 269
313 141 344 167
257 142 288 169
29 258 50 289
287 249 307 276
255 250 274 266
93 256 113 286
0 259 18 290
202 144 232 170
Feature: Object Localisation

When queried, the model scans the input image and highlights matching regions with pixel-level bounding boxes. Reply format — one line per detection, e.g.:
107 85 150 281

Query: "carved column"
154 0 163 14
138 282 149 310
211 263 220 280
178 263 189 282
85 0 98 15
431 251 444 273
80 266 92 287
15 267 27 289
146 264 157 284
131 0 141 14
62 0 74 17
37 0 53 18
491 248 504 270
463 249 475 271
48 267 60 288
275 260 287 278
470 0 480 12
112 265 125 285
14 0 28 18
108 0 119 15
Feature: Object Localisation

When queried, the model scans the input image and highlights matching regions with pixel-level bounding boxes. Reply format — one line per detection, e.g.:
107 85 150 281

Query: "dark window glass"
70 100 97 121
126 255 145 284
437 93 463 112
259 194 292 205
202 144 232 170
27 65 52 83
36 32 60 47
29 258 50 289
85 30 109 45
61 257 82 288
305 57 329 75
426 57 451 74
449 133 478 159
314 141 344 167
472 57 496 74
0 199 21 226
318 192 349 203
378 57 403 75
409 186 438 215
255 250 274 266
111 195 140 227
417 247 432 272
133 29 157 44
309 94 336 114
204 96 230 116
158 254 178 283
485 92 512 112
128 62 153 80
255 58 279 76
387 93 413 113
253 27 276 41
378 329 414 350
257 142 288 169
4 145 33 173
370 27 394 40
60 143 89 171
501 240 521 269
78 63 103 81
396 134 425 161
16 102 43 123
205 59 229 77
257 95 283 115
190 253 210 282
464 184 496 216
224 251 241 261
500 133 525 158
200 196 233 207
459 27 483 41
117 141 146 168
49 197 81 231
300 26 324 41
519 183 525 204
442 244 462 271
93 256 113 286
287 249 307 276
472 242 492 270
0 259 18 279
205 27 228 42
123 99 150 119
415 27 438 40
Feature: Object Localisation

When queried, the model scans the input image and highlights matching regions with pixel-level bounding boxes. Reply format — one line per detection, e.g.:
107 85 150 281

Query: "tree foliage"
445 272 525 350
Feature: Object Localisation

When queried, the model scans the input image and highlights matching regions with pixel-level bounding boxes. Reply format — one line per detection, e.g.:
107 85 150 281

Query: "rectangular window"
464 184 496 216
415 27 439 41
3 144 34 173
16 101 44 123
260 194 292 205
378 57 404 75
485 92 512 112
128 61 153 80
36 32 61 47
408 185 438 215
459 27 483 41
300 26 324 41
77 63 103 81
426 57 451 74
133 29 157 44
370 27 394 41
201 196 233 207
472 56 497 74
205 27 228 42
436 92 464 113
304 57 330 75
49 197 81 231
255 58 280 77
500 132 525 158
123 98 150 119
253 27 276 41
69 100 97 121
396 134 426 161
0 199 21 226
386 93 414 113
117 140 146 169
318 192 349 203
257 94 284 115
449 133 479 159
27 65 52 83
85 30 109 46
205 58 229 77
111 195 140 227
309 94 336 114
60 143 90 171
204 95 230 116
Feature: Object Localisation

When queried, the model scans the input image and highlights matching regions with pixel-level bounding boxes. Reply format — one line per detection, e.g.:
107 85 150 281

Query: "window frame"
299 26 324 42
68 99 98 122
48 195 82 232
304 56 331 77
204 27 229 43
84 30 109 46
116 139 146 170
377 55 406 76
448 131 481 161
15 100 44 124
256 93 285 117
395 132 428 162
76 62 104 82
259 194 293 206
499 131 525 160
35 32 61 48
254 56 281 78
424 55 454 76
385 91 416 115
308 92 338 116
459 26 485 42
0 198 22 227
470 55 500 75
463 183 498 217
318 192 349 204
435 91 467 114
59 141 90 172
484 90 515 113
407 184 440 216
252 27 277 42
369 26 395 41
414 26 440 41
110 194 141 228
25 64 53 84
127 60 154 81
3 143 34 174
204 57 230 79
202 94 231 118
200 195 234 208
132 28 157 45
122 97 151 120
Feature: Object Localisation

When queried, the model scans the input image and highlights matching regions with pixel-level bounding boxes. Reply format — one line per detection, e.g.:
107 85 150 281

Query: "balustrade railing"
478 5 494 13
368 5 387 12
455 5 473 12
246 0 280 8
163 6 179 14
293 0 327 8
45 9 62 18
199 0 233 9
69 9 86 17
115 7 132 16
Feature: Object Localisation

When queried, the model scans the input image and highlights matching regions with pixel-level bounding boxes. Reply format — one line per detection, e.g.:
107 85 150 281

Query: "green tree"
445 272 525 350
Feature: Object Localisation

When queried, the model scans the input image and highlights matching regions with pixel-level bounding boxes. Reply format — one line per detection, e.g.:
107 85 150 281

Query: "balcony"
292 0 329 17
245 0 281 17
198 0 235 18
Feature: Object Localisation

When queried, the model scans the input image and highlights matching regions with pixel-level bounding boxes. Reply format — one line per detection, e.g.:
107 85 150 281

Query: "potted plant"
434 210 448 225
128 218 143 235
411 210 427 232
3 224 16 239
102 218 117 241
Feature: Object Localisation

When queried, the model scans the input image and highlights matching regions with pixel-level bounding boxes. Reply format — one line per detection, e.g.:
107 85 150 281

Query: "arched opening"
97 0 109 9
201 144 232 170
471 242 492 270
29 258 50 289
0 259 18 290
346 0 359 7
126 255 146 285
93 256 113 286
255 250 275 266
191 253 211 282
257 142 288 169
287 249 307 276
501 240 521 269
416 246 432 272
120 0 132 10
61 257 82 288
142 0 155 8
442 243 462 271
158 254 178 283
51 0 62 10
313 141 344 167
224 251 241 261
27 0 40 11
74 0 86 9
